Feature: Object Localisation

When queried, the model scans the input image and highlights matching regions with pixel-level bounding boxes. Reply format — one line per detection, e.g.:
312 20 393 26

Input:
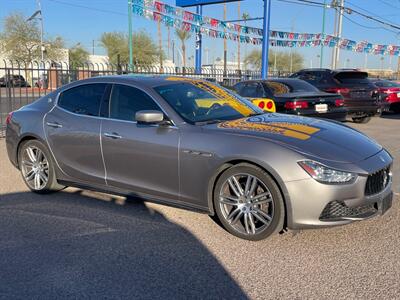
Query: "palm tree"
175 28 191 70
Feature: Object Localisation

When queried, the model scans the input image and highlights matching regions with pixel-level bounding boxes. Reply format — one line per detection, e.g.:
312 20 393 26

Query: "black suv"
290 69 379 123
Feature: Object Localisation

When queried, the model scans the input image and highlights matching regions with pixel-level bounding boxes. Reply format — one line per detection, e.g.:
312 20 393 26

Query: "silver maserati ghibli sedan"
5 76 393 240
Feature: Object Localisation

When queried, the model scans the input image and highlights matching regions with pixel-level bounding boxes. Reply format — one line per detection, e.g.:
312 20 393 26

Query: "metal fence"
0 60 293 137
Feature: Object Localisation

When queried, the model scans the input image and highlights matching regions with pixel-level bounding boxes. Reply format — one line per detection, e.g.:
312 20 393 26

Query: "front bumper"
285 154 393 230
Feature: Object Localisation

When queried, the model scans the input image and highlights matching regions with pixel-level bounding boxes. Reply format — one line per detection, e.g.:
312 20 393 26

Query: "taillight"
326 88 350 95
285 100 308 110
386 93 399 102
258 101 265 109
5 112 13 125
266 101 273 110
335 99 345 107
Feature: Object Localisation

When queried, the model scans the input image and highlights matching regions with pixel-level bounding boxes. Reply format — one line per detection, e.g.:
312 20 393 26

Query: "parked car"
371 79 400 113
290 69 379 123
0 75 30 87
233 78 347 121
6 76 393 241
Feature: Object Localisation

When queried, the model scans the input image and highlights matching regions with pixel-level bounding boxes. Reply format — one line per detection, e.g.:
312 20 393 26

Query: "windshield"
264 80 319 95
154 78 262 124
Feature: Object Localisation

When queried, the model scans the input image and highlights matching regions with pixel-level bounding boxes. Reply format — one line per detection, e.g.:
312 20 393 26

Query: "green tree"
0 12 65 63
244 49 304 72
175 29 191 69
68 44 90 67
100 31 161 66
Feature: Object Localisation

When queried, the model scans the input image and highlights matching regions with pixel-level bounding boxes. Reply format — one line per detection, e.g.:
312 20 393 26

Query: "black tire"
18 140 65 194
213 163 285 241
352 116 371 124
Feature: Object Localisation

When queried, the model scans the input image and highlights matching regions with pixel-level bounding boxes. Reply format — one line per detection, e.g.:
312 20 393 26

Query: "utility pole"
223 3 227 77
128 0 133 67
92 40 95 55
335 0 345 68
332 0 344 69
37 0 44 61
157 18 163 70
237 2 241 71
320 0 327 67
331 0 338 69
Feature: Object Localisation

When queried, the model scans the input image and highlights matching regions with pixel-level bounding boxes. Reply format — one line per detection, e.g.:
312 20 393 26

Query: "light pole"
320 0 327 67
261 0 272 79
27 0 44 61
128 0 133 68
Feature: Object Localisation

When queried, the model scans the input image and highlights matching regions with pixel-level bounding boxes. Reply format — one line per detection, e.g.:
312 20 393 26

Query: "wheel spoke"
26 147 37 162
254 208 272 222
36 150 44 163
248 213 256 234
230 210 243 225
248 177 258 197
252 191 271 201
244 213 250 234
220 196 239 206
25 170 35 181
227 207 241 222
22 160 34 167
34 174 41 189
231 176 244 196
38 171 48 184
244 175 252 196
228 178 241 197
251 211 269 224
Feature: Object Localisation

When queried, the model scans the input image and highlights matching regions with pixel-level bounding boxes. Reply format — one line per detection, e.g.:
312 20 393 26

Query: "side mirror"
135 110 164 124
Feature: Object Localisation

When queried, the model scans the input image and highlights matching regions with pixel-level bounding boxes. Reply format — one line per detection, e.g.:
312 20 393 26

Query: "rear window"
373 80 400 88
264 80 319 95
334 72 370 84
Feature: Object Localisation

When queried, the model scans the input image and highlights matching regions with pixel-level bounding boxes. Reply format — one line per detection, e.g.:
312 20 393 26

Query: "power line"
47 0 127 16
293 0 400 31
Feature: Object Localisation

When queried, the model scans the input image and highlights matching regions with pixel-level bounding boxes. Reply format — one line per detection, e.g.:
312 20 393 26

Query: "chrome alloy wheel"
20 146 49 190
219 173 274 236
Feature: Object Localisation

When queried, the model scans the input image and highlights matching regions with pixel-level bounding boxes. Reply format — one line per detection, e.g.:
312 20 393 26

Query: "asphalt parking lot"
0 115 399 299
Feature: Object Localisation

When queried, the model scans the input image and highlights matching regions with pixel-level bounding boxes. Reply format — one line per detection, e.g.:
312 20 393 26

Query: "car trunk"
275 92 343 113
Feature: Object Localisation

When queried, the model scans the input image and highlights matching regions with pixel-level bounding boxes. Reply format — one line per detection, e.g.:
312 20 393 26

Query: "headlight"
298 160 357 184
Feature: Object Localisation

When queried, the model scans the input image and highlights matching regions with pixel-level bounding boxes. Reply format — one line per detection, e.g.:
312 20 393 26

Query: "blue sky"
1 0 399 69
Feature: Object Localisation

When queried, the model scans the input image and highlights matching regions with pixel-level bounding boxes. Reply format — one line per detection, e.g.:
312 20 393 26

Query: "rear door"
100 84 180 201
44 83 110 185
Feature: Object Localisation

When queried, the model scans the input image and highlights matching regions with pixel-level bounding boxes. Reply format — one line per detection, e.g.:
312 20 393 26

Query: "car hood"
206 113 382 163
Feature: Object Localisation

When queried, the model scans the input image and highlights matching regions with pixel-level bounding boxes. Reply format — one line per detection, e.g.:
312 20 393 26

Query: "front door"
101 84 180 201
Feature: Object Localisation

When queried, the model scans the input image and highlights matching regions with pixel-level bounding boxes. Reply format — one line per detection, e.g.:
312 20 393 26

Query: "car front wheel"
19 140 64 193
213 163 285 241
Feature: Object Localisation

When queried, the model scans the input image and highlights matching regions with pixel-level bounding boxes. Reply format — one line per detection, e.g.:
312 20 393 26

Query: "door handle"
104 132 122 139
46 122 63 128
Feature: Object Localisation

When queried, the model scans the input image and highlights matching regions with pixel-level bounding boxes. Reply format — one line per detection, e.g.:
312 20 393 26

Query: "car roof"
236 78 305 84
72 75 209 88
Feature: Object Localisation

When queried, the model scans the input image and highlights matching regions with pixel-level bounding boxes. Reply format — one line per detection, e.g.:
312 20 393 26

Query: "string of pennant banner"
132 0 400 56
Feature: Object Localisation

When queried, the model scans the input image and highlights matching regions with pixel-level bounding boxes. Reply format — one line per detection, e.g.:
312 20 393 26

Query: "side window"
58 83 107 116
299 72 324 84
109 84 161 122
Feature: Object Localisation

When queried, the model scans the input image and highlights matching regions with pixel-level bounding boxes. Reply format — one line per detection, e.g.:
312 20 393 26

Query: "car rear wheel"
352 116 371 123
213 163 284 241
19 140 64 193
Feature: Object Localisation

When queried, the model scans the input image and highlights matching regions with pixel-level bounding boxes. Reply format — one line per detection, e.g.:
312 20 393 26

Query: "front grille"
365 166 391 196
320 201 377 221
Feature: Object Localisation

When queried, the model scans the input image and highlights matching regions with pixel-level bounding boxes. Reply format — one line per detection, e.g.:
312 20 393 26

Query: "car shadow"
380 112 400 120
0 190 248 299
